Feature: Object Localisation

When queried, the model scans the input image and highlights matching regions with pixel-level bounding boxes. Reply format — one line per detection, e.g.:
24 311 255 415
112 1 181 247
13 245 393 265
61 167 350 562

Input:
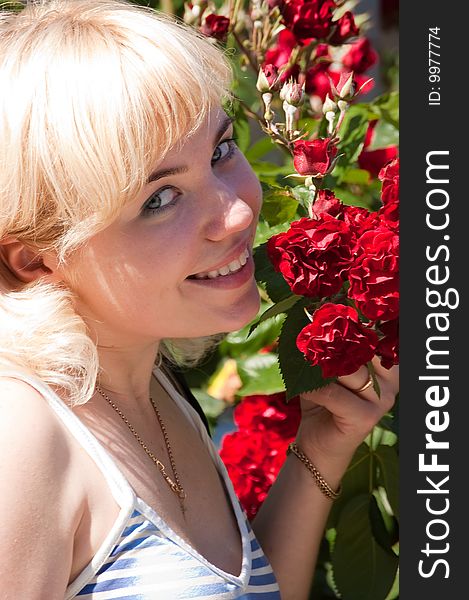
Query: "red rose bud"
267 215 354 298
257 64 280 92
328 11 360 45
330 71 355 101
296 303 379 378
293 137 338 176
348 225 399 322
280 80 304 106
200 14 230 41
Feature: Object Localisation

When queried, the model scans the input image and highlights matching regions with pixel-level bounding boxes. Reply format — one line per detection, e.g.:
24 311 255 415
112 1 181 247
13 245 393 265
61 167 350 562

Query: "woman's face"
63 107 263 347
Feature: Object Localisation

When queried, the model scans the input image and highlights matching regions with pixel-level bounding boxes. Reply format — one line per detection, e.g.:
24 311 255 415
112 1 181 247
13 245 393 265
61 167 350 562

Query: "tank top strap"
0 369 134 509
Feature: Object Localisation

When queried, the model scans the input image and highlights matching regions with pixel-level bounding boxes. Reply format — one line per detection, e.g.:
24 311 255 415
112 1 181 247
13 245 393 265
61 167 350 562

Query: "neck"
95 340 161 408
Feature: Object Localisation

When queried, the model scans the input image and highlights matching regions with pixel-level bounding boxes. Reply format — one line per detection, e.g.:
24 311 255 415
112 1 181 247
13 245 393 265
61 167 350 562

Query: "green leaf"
253 242 292 302
248 294 302 337
335 105 370 166
375 445 399 520
338 167 371 185
261 187 299 226
254 220 291 247
332 494 399 600
190 389 226 421
327 443 372 529
245 136 277 162
369 494 396 552
220 312 285 358
236 353 285 396
367 119 399 150
370 91 399 129
278 300 334 399
290 184 314 213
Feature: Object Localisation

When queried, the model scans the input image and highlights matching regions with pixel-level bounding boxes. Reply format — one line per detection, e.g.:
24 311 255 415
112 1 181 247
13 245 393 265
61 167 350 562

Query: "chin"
218 285 261 333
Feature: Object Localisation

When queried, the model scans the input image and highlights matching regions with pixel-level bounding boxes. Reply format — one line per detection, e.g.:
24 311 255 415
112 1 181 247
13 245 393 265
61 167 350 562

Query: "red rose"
293 137 338 176
220 429 287 519
379 157 400 206
267 215 354 298
310 189 343 219
220 391 302 520
281 0 336 43
329 11 360 45
348 226 399 321
358 121 398 177
358 146 398 178
264 29 301 83
305 65 333 100
200 14 230 41
342 37 378 74
234 393 301 439
376 318 399 369
296 303 379 378
343 205 380 239
378 199 399 232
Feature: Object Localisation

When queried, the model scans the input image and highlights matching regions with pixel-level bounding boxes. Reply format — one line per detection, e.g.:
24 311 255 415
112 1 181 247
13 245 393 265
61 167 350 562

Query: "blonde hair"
0 0 234 404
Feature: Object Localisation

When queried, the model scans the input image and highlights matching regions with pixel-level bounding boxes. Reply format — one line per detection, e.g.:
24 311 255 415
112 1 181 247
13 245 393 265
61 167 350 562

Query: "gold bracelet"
287 442 342 501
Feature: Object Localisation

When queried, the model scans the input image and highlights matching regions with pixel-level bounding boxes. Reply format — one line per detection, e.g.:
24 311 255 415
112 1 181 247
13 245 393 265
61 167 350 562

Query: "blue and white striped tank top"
3 368 281 600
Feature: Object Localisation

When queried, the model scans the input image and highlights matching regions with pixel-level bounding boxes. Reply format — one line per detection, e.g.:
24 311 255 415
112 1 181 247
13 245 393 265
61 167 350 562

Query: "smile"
185 247 254 290
190 248 249 280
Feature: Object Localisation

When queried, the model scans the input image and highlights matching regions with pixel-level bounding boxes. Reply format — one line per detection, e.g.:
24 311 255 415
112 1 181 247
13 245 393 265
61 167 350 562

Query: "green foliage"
278 299 335 399
335 105 371 169
236 352 285 396
253 242 292 302
332 494 399 600
261 186 299 226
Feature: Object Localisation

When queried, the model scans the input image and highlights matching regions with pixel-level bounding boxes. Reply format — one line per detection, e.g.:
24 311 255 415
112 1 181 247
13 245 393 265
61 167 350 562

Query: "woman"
0 1 398 598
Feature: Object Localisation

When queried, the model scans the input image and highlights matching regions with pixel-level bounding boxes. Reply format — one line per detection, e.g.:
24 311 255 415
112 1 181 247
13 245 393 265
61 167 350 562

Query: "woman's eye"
212 138 238 165
143 186 179 215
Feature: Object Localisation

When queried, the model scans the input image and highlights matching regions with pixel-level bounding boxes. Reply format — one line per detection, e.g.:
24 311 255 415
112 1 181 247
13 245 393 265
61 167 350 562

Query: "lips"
187 241 251 281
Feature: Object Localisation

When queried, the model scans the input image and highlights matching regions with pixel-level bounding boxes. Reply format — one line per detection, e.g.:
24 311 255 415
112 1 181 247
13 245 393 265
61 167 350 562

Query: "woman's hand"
295 356 399 468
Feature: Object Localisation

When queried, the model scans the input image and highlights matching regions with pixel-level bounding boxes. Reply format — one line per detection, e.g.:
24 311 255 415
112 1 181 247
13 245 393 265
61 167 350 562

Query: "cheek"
237 158 263 216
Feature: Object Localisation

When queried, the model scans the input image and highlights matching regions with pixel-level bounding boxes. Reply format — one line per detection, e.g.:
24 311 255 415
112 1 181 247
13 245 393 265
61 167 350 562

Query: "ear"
0 238 55 284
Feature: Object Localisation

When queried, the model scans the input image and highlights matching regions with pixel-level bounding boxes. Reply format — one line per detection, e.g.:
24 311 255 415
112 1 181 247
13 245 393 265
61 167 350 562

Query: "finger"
337 365 372 397
301 383 387 430
370 357 400 395
337 367 380 403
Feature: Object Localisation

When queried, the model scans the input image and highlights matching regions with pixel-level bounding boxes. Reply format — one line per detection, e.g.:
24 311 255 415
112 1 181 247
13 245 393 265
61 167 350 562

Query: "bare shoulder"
0 377 84 597
0 377 71 469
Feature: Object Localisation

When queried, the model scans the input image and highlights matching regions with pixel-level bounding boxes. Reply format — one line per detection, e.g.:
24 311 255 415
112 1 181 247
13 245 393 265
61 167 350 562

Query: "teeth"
193 248 249 279
228 259 242 272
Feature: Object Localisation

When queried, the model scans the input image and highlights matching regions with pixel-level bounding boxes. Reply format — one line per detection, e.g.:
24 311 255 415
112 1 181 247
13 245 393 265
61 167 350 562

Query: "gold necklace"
95 384 187 515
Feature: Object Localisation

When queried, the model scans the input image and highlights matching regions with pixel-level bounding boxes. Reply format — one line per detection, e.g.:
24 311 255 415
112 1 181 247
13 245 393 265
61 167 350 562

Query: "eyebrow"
146 114 235 184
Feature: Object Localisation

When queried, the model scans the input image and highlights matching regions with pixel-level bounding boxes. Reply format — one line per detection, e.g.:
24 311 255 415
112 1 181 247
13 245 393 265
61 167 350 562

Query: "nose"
202 177 256 242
